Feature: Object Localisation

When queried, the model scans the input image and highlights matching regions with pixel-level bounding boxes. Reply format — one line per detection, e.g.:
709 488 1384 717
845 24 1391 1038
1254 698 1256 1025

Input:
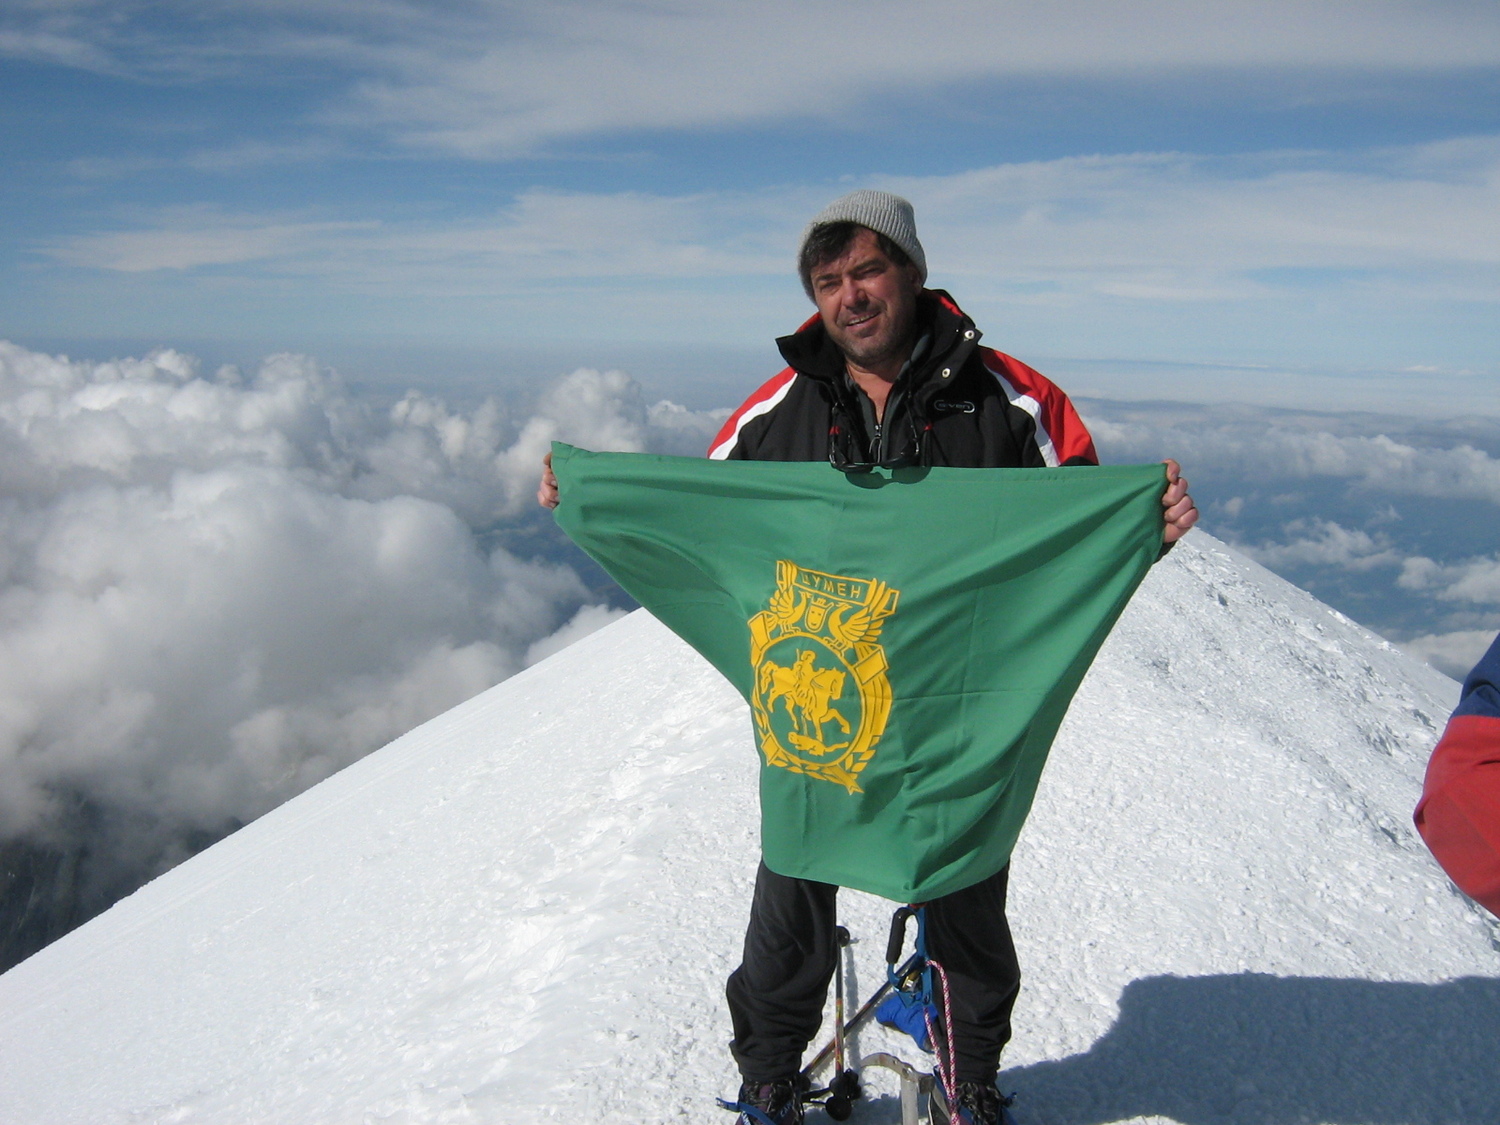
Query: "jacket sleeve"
707 369 798 460
1414 631 1500 917
979 349 1098 467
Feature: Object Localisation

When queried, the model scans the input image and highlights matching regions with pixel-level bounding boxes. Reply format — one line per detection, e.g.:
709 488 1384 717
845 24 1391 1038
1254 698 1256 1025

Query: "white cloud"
1079 398 1500 680
1086 409 1500 506
46 140 1500 335
47 189 796 282
647 399 732 457
49 218 377 273
889 139 1500 297
0 339 722 881
1399 554 1500 605
524 603 629 667
1239 519 1403 572
1253 432 1500 504
0 471 554 835
1398 628 1500 681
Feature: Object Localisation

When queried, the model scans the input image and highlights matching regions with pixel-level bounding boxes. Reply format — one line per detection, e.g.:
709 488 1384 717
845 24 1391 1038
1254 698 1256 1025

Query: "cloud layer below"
1084 399 1500 677
0 340 723 879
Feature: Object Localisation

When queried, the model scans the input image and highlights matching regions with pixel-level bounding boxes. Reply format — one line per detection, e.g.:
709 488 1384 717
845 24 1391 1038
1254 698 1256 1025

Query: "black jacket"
708 290 1098 470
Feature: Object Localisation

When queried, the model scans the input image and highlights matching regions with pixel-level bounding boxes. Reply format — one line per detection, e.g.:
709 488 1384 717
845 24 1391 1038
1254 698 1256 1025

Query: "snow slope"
0 534 1495 1125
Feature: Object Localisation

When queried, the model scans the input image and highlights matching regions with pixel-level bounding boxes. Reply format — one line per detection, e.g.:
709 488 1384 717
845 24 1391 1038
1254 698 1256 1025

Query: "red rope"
921 957 958 1121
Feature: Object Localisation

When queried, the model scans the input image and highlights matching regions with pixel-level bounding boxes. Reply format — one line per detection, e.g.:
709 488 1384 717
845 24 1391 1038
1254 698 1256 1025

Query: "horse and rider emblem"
748 560 900 792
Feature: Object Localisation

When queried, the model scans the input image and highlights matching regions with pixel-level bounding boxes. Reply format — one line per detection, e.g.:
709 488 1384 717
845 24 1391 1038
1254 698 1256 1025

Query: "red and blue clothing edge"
1415 632 1500 916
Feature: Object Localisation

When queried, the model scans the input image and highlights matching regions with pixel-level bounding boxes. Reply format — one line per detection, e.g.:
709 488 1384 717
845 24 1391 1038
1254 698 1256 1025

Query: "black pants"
726 860 1021 1084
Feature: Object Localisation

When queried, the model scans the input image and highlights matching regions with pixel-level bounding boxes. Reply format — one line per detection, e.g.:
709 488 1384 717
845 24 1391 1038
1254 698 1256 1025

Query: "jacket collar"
775 289 982 392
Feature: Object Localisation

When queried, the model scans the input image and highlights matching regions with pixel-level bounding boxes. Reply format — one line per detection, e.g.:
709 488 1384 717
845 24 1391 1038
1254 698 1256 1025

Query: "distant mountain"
1 534 1494 1125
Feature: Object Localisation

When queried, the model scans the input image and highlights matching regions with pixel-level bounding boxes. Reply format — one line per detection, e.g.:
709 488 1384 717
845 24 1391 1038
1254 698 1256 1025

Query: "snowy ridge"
0 534 1496 1124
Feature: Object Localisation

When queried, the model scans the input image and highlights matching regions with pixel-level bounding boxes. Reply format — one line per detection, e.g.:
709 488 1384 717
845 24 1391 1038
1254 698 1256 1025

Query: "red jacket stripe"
979 349 1098 466
707 368 798 459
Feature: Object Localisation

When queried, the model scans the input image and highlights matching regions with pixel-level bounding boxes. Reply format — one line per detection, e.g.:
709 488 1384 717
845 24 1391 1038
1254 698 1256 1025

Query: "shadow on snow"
989 973 1500 1125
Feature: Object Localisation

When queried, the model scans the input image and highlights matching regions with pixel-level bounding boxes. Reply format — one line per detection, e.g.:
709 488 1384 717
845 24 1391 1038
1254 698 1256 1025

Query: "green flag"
551 443 1165 902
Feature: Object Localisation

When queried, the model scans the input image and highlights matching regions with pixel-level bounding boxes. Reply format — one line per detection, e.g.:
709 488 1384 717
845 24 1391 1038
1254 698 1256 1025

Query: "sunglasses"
827 406 926 473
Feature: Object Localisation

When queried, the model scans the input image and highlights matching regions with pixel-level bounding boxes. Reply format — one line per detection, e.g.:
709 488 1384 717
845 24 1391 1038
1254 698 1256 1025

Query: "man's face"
809 227 923 372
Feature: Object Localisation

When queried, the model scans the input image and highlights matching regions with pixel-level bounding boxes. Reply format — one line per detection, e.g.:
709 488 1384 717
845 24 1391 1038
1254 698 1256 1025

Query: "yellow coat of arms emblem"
748 561 900 792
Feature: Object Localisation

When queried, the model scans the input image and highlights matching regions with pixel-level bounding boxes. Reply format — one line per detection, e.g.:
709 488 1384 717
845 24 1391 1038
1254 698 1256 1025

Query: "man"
540 190 1197 1125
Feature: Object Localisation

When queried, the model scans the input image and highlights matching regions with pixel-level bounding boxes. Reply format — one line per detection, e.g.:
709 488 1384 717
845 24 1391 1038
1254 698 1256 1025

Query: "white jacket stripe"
983 361 1059 467
707 374 797 460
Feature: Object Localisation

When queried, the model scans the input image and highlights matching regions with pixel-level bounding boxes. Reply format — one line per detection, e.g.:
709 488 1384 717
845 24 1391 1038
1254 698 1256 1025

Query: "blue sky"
2 0 1499 412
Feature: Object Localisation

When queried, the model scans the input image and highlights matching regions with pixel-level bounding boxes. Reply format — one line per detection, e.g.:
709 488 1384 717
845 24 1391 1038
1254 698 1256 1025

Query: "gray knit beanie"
799 189 928 286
